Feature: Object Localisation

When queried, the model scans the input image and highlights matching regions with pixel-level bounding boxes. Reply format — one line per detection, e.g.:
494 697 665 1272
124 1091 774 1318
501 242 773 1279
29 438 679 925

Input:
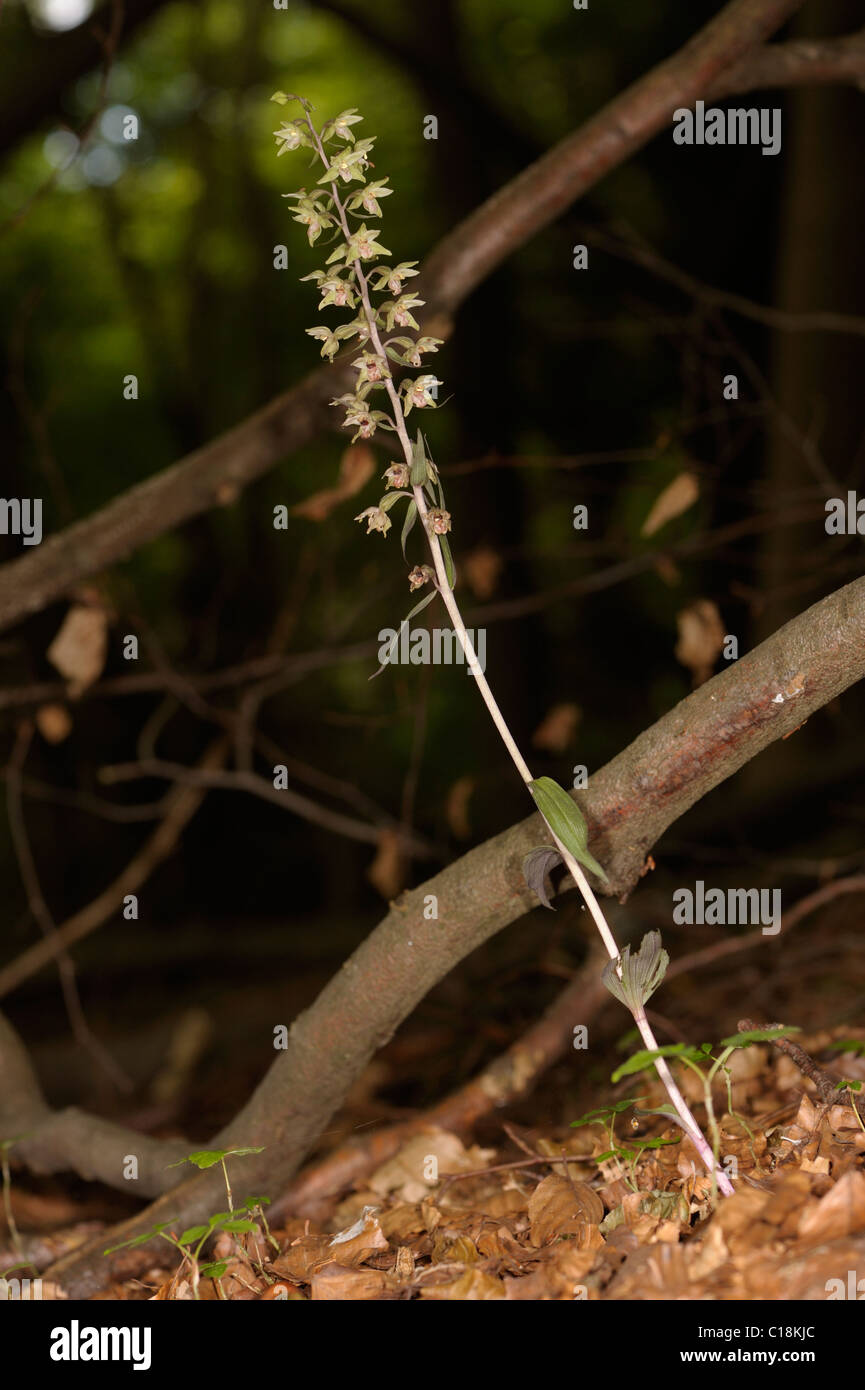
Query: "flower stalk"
272 94 734 1198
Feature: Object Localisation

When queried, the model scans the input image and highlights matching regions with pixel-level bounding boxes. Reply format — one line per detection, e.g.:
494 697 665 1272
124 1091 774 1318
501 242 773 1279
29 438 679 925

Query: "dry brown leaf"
641 470 699 536
421 1268 505 1300
378 1203 427 1244
292 444 376 521
47 603 109 697
369 1130 493 1203
310 1263 391 1300
327 1206 389 1265
674 598 725 686
35 703 72 744
798 1169 865 1243
366 828 405 900
432 1234 480 1265
270 1234 332 1283
462 545 503 600
444 775 475 840
531 702 581 753
527 1174 604 1247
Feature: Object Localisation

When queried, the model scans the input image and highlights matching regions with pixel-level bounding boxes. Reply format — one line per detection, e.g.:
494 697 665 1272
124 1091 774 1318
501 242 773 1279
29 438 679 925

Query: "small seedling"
105 1146 268 1299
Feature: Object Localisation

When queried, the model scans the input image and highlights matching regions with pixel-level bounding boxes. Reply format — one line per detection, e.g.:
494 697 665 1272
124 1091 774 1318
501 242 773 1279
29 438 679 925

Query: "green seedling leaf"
207 1211 232 1228
719 1027 801 1048
168 1149 227 1171
570 1097 646 1128
523 845 563 911
601 1190 688 1236
611 1043 703 1084
602 931 669 1013
631 1134 682 1152
244 1195 271 1211
104 1220 178 1255
200 1261 229 1279
178 1226 209 1246
594 1147 637 1164
827 1039 865 1057
528 777 608 882
222 1220 257 1234
838 1078 863 1092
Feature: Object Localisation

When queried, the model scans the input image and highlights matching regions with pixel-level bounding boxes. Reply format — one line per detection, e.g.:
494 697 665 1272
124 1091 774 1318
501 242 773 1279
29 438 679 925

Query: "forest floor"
3 897 865 1300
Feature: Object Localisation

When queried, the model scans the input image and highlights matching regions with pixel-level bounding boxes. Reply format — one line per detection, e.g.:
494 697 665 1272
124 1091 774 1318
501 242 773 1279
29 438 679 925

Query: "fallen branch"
42 573 865 1295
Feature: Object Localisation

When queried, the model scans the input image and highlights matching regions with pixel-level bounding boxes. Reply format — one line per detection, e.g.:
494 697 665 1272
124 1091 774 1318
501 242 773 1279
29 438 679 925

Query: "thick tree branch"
708 27 865 95
2 0 857 636
42 574 865 1295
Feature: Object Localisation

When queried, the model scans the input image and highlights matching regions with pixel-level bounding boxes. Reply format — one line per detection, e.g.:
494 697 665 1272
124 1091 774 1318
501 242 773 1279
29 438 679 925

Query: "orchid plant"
271 92 734 1199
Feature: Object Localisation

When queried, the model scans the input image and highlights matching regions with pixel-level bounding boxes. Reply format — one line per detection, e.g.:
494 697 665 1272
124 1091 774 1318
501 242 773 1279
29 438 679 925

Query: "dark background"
1 0 864 1139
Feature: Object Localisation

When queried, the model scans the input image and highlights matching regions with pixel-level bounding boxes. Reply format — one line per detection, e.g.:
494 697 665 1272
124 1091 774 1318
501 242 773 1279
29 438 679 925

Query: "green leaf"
378 489 411 513
827 1039 865 1056
178 1226 208 1246
602 932 669 1012
168 1148 227 1170
438 534 456 589
527 777 608 882
611 1043 703 1084
570 1097 646 1128
401 499 417 559
410 430 427 486
222 1220 257 1234
104 1220 178 1255
523 845 563 911
200 1261 229 1279
369 589 438 680
719 1027 801 1048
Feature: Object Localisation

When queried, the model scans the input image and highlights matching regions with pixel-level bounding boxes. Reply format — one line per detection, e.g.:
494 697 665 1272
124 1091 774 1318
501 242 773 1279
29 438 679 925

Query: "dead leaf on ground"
420 1267 505 1300
528 1173 604 1246
798 1169 865 1244
641 470 699 536
310 1263 392 1300
327 1206 389 1265
291 444 376 521
368 1130 494 1204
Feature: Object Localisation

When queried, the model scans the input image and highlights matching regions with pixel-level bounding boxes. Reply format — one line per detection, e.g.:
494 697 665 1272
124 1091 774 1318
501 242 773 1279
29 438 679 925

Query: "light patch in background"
28 0 94 32
42 128 80 170
81 144 125 186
